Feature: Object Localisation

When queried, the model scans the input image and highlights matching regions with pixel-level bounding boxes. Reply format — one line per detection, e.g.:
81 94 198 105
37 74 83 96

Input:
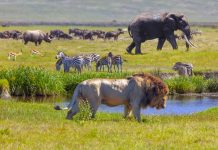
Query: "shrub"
0 79 9 91
165 76 207 94
75 100 92 121
0 66 65 96
207 78 218 92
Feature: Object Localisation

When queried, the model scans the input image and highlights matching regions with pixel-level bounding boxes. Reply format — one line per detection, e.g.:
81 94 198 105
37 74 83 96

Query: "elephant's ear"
163 15 177 31
177 14 184 19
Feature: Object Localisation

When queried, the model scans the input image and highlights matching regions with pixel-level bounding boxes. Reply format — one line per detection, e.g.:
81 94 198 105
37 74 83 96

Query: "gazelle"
31 49 43 56
8 49 22 61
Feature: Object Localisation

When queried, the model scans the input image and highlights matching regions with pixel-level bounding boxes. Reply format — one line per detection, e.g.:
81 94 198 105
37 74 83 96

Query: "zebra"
81 53 100 70
107 52 123 72
56 51 83 73
112 55 123 72
89 53 100 62
96 56 112 72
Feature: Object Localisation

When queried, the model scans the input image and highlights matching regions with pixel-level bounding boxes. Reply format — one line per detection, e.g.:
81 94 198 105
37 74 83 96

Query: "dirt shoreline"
172 93 218 98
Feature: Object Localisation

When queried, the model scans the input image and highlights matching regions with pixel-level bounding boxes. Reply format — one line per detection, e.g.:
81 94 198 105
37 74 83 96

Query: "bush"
0 67 130 96
0 79 9 91
0 66 65 96
207 78 218 92
165 76 207 94
75 100 92 121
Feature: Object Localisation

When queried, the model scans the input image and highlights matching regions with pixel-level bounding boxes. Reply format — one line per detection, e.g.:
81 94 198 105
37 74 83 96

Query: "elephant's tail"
128 25 132 38
54 84 82 110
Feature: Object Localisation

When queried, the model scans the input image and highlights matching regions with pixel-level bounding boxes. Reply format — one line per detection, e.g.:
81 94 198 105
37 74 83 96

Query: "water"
59 96 218 115
14 95 218 115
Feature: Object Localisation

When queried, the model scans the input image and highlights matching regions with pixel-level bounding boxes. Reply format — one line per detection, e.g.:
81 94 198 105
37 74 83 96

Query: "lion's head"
132 73 169 109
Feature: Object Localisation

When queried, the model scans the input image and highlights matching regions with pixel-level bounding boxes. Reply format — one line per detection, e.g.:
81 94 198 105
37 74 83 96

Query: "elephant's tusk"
183 34 197 48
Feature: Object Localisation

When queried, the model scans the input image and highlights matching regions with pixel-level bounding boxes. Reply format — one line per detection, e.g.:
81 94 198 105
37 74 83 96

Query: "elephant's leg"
135 42 142 54
126 41 135 54
185 42 189 51
157 38 166 50
166 35 178 49
24 40 28 45
35 42 38 46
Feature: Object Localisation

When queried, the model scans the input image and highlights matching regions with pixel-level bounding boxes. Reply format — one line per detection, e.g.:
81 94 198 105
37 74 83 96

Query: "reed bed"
0 67 218 96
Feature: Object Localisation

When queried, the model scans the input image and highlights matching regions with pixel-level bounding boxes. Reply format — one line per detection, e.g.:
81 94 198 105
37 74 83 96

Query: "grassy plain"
0 100 217 149
0 26 218 72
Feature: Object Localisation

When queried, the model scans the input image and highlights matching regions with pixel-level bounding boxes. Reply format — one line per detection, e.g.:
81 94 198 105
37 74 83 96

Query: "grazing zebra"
81 53 100 70
108 52 123 72
112 55 123 72
89 53 100 62
96 56 112 72
56 51 83 73
82 55 92 70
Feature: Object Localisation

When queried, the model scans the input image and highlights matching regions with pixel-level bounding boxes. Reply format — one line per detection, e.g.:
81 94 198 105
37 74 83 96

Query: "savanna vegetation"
0 67 218 96
0 26 217 72
0 100 217 149
0 25 217 149
0 25 217 96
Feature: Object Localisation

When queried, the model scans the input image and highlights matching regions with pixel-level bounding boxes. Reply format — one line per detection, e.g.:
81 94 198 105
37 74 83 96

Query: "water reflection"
12 96 66 103
98 96 218 115
14 95 218 115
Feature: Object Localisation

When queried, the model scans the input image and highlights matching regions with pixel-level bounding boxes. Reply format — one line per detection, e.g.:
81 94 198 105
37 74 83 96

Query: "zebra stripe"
56 51 83 73
96 56 112 72
89 53 100 62
112 55 123 72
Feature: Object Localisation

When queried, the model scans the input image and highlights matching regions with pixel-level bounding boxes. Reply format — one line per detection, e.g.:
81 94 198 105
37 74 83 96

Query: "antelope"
31 49 43 56
8 49 22 61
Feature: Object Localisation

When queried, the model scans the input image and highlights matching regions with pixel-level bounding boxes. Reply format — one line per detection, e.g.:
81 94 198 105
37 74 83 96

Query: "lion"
55 73 169 122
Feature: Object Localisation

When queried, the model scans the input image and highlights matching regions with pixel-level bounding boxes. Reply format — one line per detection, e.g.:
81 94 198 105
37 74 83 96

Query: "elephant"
126 12 196 54
23 30 52 46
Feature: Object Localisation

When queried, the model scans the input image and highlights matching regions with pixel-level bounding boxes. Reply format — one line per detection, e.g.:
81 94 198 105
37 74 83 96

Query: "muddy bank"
158 71 218 79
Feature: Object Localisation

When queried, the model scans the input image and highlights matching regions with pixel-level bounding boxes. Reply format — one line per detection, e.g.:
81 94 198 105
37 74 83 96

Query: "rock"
0 89 11 99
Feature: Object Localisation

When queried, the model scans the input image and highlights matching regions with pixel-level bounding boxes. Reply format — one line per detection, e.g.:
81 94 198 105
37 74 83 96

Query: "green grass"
0 26 217 72
1 66 218 96
0 100 217 149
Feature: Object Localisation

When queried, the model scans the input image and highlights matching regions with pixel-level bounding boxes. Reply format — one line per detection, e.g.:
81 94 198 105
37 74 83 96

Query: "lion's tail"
54 84 82 110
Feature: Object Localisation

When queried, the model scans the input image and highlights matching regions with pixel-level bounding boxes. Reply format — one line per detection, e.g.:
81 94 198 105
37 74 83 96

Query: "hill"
0 0 217 23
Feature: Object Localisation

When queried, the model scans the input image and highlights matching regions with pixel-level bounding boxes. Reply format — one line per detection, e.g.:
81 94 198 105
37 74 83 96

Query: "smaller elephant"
23 30 52 46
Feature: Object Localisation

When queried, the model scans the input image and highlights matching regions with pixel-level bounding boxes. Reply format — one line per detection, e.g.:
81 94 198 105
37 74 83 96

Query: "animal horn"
183 34 197 48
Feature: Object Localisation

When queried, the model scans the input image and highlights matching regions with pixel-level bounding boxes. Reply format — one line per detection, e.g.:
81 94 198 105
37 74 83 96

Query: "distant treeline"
1 21 218 27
